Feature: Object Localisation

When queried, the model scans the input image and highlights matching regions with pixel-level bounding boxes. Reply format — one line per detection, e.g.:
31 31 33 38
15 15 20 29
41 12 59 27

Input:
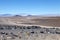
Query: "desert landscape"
0 16 60 27
0 0 59 40
0 16 60 40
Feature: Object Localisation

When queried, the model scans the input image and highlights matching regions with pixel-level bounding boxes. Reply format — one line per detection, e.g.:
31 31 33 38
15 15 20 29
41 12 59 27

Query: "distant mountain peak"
13 15 22 17
0 14 13 17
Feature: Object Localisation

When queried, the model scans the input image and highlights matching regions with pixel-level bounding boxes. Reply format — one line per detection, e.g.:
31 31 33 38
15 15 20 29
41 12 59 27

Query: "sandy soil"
0 16 60 27
0 16 60 40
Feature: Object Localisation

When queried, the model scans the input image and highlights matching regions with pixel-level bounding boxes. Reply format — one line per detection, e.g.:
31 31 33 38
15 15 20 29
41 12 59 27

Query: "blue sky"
0 0 60 16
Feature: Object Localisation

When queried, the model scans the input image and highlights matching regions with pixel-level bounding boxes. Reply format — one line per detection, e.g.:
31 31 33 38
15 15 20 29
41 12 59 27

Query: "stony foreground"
0 25 60 40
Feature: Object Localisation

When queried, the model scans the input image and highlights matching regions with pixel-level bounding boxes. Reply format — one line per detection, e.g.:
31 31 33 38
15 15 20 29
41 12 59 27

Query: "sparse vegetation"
0 17 60 40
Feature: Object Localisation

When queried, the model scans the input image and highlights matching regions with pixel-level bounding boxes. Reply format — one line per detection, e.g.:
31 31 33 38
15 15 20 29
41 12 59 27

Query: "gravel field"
0 25 60 40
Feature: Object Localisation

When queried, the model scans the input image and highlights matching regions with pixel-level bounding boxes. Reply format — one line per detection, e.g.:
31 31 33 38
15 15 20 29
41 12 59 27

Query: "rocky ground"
0 25 60 40
0 16 60 40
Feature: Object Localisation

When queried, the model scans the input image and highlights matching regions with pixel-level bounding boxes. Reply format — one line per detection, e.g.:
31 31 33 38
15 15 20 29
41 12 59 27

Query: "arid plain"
0 16 60 40
0 16 60 27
